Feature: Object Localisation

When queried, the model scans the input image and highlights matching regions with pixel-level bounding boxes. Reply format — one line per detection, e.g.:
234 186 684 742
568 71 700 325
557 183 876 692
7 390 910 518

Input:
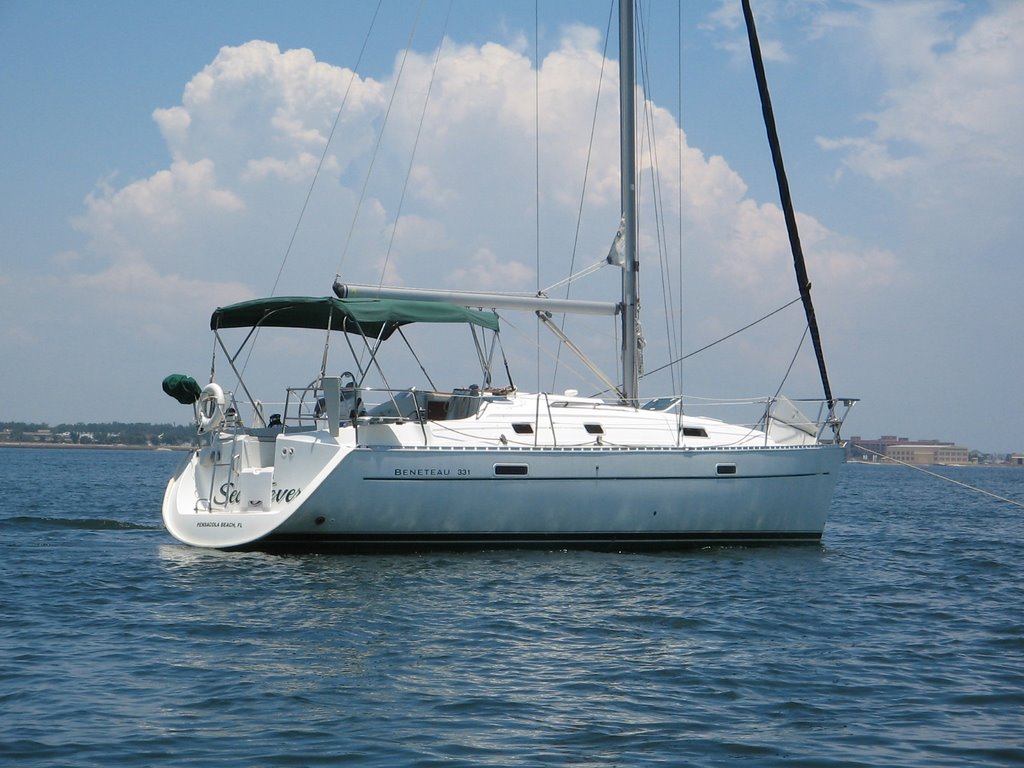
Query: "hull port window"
494 464 529 476
716 463 737 475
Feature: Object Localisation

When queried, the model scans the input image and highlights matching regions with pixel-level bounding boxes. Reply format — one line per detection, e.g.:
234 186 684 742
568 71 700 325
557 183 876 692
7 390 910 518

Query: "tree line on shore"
0 421 195 447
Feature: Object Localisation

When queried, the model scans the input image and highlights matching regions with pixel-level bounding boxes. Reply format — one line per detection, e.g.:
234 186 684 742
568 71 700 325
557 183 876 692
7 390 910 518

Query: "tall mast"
619 0 639 403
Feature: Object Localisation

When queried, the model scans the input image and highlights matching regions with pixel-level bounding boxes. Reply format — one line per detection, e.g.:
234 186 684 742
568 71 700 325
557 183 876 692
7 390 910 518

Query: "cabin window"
642 396 681 411
512 423 534 434
584 424 604 435
682 427 708 438
426 401 448 420
716 463 737 476
494 464 529 476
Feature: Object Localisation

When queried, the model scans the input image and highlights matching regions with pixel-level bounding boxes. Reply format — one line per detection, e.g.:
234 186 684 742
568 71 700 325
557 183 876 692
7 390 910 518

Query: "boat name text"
394 468 470 477
214 482 302 505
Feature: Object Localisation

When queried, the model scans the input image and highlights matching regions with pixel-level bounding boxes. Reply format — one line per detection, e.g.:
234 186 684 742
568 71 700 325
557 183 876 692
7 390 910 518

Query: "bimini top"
210 296 499 340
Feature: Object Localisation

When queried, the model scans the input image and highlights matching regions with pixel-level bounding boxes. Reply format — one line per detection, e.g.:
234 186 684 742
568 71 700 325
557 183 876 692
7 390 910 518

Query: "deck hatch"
584 424 604 435
682 427 709 438
512 423 534 434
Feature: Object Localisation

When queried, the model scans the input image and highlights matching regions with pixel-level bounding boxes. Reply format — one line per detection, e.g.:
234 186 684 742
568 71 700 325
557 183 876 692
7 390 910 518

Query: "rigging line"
500 313 612 395
550 1 615 392
563 1 614 301
855 447 1024 510
550 1 615 391
772 324 809 401
575 322 627 399
237 3 384 388
272 0 383 297
642 296 802 380
635 2 677 394
683 395 771 405
379 0 453 285
336 0 427 279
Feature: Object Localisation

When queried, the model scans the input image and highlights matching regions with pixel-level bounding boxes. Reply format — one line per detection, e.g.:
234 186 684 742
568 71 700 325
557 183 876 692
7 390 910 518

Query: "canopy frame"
210 296 499 338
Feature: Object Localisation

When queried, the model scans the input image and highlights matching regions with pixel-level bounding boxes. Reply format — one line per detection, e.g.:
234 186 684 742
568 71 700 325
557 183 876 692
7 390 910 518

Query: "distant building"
848 436 970 465
1008 454 1024 467
885 442 969 465
848 436 909 462
22 429 55 443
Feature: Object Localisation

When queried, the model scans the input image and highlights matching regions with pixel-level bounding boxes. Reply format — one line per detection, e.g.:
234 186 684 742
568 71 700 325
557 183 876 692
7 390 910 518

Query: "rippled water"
1 448 1022 766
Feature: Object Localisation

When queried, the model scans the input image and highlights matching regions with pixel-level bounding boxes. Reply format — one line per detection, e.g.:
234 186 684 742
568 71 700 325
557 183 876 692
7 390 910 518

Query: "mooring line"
854 446 1024 509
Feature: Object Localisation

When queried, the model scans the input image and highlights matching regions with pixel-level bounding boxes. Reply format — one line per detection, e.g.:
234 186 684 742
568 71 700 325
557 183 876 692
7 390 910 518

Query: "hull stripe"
242 530 822 552
364 472 829 482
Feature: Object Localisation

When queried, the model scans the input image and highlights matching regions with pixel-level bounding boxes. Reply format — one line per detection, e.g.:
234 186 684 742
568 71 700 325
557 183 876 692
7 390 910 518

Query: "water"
1 449 1022 767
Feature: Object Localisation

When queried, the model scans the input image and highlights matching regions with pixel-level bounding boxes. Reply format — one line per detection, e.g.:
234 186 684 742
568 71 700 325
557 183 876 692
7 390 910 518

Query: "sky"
1 0 1021 453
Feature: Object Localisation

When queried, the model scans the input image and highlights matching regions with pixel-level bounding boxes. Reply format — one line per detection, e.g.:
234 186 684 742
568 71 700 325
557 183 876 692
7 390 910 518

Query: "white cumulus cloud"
820 2 1024 186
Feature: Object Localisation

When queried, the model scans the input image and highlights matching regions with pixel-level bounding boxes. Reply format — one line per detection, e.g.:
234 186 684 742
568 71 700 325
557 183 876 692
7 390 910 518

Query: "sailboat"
162 1 856 551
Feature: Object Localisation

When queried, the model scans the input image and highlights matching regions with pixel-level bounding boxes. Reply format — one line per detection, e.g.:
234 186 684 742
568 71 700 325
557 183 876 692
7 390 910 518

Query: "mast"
619 0 639 403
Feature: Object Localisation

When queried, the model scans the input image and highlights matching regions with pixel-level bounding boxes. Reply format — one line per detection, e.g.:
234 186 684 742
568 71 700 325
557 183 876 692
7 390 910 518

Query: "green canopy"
210 296 499 340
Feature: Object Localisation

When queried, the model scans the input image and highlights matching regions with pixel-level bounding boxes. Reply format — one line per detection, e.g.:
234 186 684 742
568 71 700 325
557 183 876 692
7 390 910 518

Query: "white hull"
163 396 845 551
161 1 856 552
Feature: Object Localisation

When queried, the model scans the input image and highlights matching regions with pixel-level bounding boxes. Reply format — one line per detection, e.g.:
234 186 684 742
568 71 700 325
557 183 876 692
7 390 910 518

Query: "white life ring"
198 382 226 432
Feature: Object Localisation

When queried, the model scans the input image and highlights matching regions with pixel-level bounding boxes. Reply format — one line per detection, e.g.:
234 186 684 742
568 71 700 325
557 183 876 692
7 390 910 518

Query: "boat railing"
273 380 499 431
222 384 855 445
639 393 857 445
358 385 498 423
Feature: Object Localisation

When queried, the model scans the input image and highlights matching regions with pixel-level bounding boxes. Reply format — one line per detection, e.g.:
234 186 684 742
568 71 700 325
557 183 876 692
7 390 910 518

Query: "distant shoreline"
0 442 190 452
848 458 1019 469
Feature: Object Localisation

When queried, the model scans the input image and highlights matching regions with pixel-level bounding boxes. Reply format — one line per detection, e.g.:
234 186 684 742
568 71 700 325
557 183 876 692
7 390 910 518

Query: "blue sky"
1 1 1022 453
